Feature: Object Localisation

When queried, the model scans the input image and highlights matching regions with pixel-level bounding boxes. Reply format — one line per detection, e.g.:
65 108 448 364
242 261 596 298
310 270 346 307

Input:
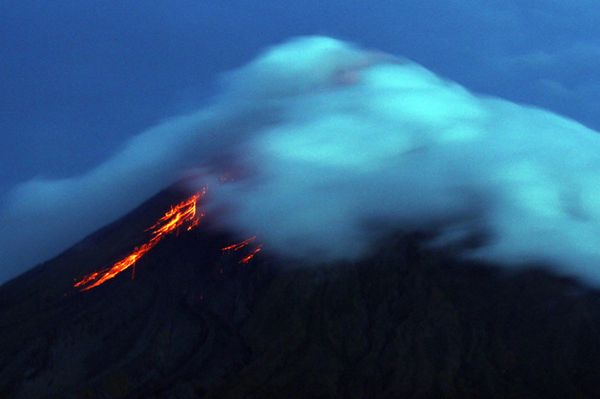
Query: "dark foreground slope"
2 189 600 398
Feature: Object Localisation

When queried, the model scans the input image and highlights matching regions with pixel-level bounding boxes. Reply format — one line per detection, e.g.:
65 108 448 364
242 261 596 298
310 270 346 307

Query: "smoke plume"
3 36 600 285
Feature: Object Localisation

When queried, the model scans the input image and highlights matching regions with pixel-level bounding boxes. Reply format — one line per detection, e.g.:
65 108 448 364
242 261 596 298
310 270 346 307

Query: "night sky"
2 0 599 197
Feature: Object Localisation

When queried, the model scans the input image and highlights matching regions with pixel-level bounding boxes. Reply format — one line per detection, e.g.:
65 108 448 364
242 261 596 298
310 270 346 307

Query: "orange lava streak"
74 191 204 291
73 269 107 288
221 236 257 252
240 245 263 264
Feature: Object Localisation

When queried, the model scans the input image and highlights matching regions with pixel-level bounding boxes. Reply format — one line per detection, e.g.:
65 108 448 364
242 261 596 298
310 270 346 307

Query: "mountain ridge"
2 187 600 398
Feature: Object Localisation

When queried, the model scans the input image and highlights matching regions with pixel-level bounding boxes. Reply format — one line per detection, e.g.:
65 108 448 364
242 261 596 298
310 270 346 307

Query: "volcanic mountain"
2 187 600 398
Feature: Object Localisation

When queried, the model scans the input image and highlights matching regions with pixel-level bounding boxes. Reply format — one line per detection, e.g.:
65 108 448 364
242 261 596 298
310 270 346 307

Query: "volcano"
2 187 600 398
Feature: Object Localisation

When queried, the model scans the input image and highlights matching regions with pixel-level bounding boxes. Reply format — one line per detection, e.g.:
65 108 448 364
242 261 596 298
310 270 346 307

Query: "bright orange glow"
222 236 263 264
221 236 256 252
73 269 107 288
74 191 204 291
240 244 263 264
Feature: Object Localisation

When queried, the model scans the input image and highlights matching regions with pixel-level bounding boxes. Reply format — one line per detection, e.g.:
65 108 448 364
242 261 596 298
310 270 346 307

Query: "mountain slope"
2 188 600 398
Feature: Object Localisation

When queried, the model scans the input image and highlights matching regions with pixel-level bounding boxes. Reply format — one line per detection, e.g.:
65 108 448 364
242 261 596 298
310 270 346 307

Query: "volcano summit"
4 37 600 286
4 36 600 398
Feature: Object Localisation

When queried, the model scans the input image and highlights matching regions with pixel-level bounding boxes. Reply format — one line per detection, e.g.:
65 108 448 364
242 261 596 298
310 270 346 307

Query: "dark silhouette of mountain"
2 187 600 398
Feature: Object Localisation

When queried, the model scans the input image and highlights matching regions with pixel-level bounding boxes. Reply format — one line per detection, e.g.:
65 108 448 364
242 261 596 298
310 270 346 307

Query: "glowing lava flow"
240 244 263 264
74 191 204 291
222 237 263 264
221 236 256 252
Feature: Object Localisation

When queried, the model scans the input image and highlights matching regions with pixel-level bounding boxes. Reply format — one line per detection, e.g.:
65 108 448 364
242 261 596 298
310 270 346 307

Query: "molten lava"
221 236 256 252
74 191 204 291
222 237 263 264
74 187 266 291
240 244 263 264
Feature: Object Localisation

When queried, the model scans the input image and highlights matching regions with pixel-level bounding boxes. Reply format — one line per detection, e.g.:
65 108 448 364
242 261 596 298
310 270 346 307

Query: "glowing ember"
74 191 204 291
240 244 263 264
222 237 263 264
221 236 256 252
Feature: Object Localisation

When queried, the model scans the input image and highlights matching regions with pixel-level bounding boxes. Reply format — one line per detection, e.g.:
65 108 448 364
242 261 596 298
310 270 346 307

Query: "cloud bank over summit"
3 36 600 286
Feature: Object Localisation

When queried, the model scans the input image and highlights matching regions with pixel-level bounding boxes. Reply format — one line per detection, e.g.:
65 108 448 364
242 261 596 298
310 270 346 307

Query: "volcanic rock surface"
2 188 600 398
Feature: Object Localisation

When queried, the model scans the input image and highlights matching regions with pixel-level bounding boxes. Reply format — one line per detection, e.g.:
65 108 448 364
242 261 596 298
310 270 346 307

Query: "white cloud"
4 36 600 287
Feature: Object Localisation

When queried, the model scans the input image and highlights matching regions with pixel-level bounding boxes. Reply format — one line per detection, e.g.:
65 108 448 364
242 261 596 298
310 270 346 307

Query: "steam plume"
3 36 600 286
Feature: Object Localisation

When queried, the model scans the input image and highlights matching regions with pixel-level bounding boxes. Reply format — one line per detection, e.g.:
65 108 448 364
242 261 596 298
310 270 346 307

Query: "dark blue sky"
2 0 599 195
